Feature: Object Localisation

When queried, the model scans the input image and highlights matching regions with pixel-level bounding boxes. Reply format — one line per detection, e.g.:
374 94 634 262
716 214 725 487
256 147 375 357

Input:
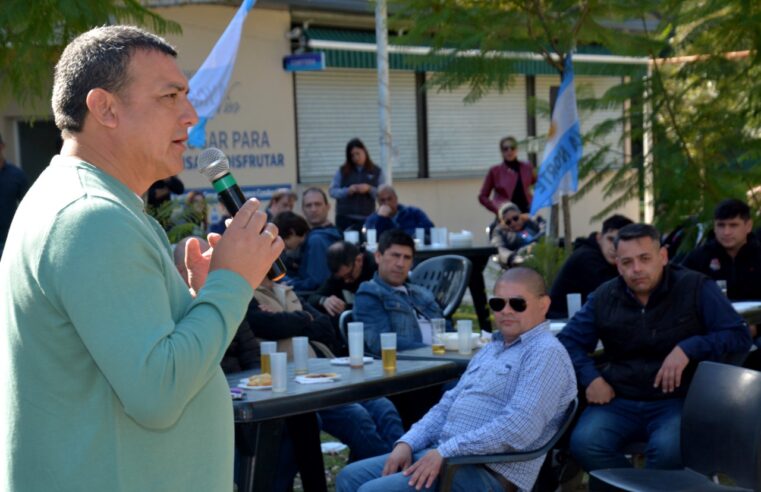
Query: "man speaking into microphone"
0 26 283 491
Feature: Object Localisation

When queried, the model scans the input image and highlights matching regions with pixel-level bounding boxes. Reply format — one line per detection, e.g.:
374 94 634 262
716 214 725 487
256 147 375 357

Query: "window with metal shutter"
426 76 527 178
535 75 624 168
295 68 418 183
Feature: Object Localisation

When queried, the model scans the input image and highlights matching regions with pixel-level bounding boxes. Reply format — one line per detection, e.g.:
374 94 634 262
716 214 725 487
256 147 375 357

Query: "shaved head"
495 267 546 297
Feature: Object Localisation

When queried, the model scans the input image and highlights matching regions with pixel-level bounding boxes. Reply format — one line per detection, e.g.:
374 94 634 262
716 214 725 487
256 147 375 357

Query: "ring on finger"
262 229 276 241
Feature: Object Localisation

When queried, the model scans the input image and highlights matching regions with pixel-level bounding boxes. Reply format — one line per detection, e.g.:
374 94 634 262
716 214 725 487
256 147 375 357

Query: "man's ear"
85 88 118 129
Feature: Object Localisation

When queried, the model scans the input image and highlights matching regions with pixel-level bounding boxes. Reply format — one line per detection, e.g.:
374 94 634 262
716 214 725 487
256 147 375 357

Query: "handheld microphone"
198 147 287 281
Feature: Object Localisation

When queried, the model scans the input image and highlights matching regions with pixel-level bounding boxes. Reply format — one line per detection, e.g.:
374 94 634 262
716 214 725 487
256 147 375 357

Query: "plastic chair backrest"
338 310 353 344
681 361 761 490
408 255 472 318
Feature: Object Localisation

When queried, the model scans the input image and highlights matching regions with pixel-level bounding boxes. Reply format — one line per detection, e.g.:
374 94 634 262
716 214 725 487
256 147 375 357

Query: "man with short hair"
337 267 577 492
266 188 298 220
0 26 283 491
0 131 29 257
683 198 761 306
364 185 434 238
291 187 342 292
308 240 377 316
558 223 751 486
548 214 633 318
354 229 445 355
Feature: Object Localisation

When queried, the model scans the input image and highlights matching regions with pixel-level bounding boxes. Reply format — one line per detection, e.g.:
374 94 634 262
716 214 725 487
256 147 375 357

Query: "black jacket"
220 321 261 374
308 252 377 311
682 234 761 301
549 233 618 318
594 265 705 400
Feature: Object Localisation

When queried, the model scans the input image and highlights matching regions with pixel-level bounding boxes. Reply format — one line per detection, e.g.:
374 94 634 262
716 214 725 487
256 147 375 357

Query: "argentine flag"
530 54 582 215
187 0 256 148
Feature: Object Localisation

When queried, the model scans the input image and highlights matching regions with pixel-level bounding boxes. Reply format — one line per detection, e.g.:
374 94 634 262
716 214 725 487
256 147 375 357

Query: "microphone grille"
197 147 229 181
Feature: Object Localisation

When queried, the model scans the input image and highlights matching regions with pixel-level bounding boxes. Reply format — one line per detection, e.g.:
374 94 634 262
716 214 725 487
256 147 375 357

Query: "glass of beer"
431 318 446 354
381 332 397 371
260 341 277 374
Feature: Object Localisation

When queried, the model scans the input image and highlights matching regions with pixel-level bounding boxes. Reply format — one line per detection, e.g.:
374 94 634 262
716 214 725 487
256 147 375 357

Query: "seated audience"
291 187 342 292
548 214 633 318
337 267 577 492
272 211 310 276
491 201 543 267
558 223 751 489
308 241 377 317
246 276 403 462
266 188 297 220
354 229 446 355
683 198 761 305
364 185 434 239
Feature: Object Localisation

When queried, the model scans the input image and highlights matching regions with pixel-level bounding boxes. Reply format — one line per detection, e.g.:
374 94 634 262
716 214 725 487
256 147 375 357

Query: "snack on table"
247 374 272 387
303 372 338 379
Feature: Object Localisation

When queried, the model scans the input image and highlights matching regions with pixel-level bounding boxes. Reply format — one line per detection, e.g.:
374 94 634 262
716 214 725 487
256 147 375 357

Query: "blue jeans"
319 398 404 461
336 449 505 492
570 397 684 474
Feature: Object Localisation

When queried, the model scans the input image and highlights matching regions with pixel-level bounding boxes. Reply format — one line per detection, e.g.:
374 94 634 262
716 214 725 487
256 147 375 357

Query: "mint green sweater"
0 156 253 491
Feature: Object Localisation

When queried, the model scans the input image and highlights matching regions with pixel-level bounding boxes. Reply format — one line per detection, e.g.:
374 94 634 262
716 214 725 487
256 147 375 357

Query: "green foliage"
393 0 761 234
521 238 570 288
145 198 205 245
0 0 181 106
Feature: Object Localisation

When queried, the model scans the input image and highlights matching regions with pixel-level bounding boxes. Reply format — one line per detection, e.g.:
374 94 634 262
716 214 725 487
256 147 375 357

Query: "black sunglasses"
501 146 516 151
505 215 521 224
488 296 527 313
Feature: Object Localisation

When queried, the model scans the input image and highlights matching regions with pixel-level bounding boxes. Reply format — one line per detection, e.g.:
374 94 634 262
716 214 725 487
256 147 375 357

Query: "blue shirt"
364 204 435 238
558 279 752 388
0 161 29 251
400 321 577 491
290 225 342 292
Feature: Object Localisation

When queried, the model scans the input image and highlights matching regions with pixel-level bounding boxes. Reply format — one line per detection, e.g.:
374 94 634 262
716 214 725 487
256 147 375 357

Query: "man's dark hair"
302 187 328 204
272 211 309 239
378 229 415 254
614 223 661 248
326 241 360 274
714 198 751 221
52 26 177 135
601 214 633 234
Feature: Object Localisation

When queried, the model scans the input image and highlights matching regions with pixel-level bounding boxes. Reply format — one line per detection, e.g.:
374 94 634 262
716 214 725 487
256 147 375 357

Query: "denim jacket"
354 273 444 355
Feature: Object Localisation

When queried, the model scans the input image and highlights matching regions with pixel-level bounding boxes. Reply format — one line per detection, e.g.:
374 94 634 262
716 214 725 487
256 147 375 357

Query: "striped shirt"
400 320 576 491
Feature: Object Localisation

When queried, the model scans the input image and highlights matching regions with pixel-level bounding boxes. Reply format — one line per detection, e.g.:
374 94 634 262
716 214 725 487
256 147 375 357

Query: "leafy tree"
391 0 761 240
0 0 181 106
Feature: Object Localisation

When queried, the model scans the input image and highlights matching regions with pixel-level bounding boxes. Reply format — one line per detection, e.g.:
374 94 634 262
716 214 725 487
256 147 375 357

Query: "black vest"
336 167 381 220
594 264 705 400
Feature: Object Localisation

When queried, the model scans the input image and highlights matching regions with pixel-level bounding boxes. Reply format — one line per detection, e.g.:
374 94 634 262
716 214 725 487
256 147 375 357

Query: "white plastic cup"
344 230 360 244
415 227 425 244
270 352 288 392
566 293 582 318
366 228 377 245
292 336 309 375
457 320 473 355
348 322 365 368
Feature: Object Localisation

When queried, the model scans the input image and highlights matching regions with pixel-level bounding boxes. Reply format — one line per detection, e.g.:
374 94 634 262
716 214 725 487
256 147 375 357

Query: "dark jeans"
319 398 404 462
570 397 683 490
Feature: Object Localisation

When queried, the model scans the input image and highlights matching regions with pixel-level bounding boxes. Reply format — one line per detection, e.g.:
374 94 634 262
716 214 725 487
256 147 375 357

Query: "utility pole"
375 0 393 183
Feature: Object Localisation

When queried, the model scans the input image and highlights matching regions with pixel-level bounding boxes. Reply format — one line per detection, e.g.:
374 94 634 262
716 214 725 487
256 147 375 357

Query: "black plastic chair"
438 398 578 491
408 255 472 319
338 309 353 345
591 361 761 491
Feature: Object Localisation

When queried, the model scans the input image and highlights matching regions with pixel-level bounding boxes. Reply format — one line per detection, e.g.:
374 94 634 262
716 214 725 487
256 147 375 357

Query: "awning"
303 28 649 77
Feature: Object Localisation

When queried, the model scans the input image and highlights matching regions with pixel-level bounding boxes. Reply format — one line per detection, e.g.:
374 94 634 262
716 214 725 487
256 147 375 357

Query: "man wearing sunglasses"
478 136 536 216
338 267 576 492
558 223 751 489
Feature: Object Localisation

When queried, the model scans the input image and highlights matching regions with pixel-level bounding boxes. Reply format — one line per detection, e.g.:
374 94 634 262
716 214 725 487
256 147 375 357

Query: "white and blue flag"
188 0 255 148
530 54 582 215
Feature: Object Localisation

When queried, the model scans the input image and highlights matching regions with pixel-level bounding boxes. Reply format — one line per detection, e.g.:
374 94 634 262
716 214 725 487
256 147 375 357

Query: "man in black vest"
558 223 751 489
